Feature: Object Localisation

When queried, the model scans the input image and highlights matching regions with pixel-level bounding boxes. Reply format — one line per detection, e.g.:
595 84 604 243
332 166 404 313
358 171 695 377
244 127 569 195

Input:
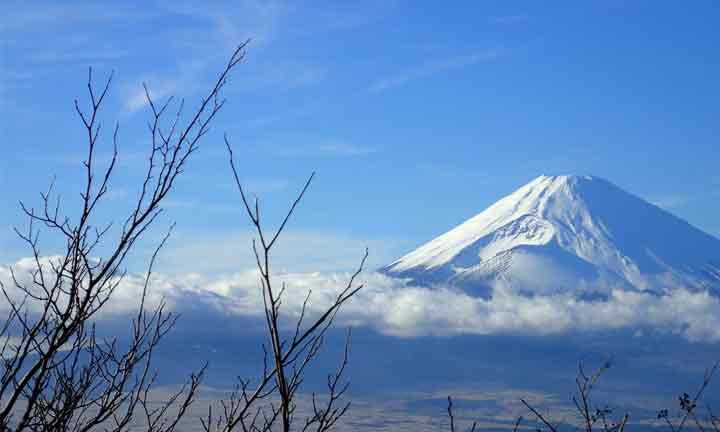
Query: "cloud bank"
2 257 720 342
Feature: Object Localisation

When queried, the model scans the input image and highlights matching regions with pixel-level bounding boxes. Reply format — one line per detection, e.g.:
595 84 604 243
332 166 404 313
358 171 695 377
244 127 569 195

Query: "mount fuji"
382 175 720 297
84 175 720 418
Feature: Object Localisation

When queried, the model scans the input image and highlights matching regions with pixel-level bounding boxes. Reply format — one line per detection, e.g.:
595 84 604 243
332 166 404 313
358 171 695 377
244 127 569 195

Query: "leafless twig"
0 41 248 431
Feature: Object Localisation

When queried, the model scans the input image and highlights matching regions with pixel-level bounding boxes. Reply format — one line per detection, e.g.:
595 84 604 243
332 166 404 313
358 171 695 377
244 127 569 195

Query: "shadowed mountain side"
94 310 720 407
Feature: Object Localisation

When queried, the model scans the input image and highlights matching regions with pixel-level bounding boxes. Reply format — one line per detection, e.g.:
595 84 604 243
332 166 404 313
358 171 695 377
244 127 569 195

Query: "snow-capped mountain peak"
382 175 720 296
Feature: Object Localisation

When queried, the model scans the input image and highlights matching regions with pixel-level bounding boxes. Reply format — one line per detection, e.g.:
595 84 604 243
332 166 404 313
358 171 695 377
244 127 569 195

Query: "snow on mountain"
382 175 720 297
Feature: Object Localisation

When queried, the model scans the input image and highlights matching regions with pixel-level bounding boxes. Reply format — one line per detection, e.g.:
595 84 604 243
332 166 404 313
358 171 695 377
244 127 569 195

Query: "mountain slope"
382 175 720 296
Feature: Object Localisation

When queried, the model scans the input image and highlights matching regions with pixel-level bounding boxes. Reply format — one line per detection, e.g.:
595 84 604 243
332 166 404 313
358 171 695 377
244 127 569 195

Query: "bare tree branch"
0 41 248 431
212 135 367 432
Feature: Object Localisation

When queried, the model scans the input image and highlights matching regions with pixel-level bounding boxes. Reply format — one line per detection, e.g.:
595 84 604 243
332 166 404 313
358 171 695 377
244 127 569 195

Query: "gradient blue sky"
1 1 719 272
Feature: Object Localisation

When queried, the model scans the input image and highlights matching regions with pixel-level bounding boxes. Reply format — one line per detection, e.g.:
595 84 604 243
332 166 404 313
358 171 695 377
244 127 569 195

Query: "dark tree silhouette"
515 361 717 432
0 41 248 431
193 137 367 432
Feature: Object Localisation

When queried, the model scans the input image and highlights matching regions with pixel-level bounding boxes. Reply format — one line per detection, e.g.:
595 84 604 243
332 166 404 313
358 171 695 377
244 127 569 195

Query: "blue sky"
1 0 719 272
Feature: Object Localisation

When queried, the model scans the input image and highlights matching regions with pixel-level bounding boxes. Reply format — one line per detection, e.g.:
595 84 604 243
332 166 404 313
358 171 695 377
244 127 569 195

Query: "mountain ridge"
382 175 720 297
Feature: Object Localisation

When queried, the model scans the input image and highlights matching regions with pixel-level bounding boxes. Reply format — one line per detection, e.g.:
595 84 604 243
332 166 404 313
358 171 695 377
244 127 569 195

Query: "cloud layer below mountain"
2 257 720 342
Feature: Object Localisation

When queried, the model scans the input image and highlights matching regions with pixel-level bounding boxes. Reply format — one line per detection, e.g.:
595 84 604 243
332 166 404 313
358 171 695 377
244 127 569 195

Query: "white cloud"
125 87 162 113
123 62 203 113
0 256 169 317
3 257 720 342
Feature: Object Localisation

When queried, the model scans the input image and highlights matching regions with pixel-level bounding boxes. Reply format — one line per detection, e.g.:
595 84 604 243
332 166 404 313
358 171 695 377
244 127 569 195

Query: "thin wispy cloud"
273 140 376 158
370 50 503 92
123 60 207 113
25 48 132 67
0 2 142 34
124 59 325 113
162 0 289 49
118 1 328 113
125 84 174 113
242 62 326 91
1 3 152 83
